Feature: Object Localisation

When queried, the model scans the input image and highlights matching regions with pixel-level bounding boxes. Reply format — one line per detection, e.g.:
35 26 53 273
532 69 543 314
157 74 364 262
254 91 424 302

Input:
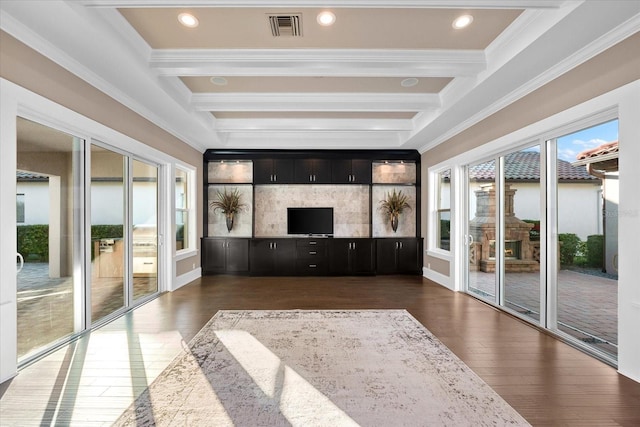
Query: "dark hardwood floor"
2 275 639 426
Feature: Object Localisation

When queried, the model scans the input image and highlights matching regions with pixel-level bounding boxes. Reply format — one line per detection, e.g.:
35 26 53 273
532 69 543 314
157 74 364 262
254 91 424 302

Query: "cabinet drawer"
296 239 328 249
296 259 327 275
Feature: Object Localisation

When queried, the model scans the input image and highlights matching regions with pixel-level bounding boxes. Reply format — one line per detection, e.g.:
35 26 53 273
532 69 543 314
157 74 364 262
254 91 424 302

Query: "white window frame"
174 163 197 261
427 163 454 261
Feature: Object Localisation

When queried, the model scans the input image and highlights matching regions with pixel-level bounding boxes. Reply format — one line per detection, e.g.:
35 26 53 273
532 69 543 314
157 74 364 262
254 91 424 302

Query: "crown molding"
191 92 440 112
415 3 640 153
78 0 564 9
0 2 217 152
150 49 486 78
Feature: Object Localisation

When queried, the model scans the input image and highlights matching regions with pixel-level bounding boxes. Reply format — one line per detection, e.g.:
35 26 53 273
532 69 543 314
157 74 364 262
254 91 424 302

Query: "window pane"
555 119 618 358
132 160 158 301
90 144 126 323
175 168 189 250
436 169 451 251
467 159 497 303
502 146 541 324
16 117 81 361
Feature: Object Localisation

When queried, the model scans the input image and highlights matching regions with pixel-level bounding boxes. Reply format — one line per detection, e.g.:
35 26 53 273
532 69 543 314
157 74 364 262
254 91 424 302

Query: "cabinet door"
351 239 375 274
312 159 332 183
272 159 294 183
294 159 315 183
329 239 351 274
331 159 352 183
397 238 420 273
226 239 249 273
376 239 398 274
350 159 372 184
253 159 274 184
273 239 296 275
250 239 275 274
202 238 227 274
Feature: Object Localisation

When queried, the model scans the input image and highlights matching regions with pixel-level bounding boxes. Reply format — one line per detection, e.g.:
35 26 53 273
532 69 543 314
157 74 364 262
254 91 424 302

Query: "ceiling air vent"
268 14 302 37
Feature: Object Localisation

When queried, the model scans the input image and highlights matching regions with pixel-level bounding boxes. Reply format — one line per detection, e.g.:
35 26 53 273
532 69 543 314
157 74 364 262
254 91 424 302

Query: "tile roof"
576 140 618 161
16 171 49 181
460 151 597 181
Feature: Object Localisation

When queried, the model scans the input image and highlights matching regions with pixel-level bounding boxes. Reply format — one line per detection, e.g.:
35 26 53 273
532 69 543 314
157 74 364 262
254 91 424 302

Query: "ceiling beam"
214 118 415 132
151 49 486 78
191 93 440 112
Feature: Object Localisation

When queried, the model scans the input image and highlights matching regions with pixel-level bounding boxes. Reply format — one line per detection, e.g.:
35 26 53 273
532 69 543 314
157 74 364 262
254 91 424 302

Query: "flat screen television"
287 207 334 236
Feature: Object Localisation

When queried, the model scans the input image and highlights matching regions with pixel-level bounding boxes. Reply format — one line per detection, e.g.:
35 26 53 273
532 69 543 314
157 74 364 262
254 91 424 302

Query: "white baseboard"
423 267 453 291
173 267 201 291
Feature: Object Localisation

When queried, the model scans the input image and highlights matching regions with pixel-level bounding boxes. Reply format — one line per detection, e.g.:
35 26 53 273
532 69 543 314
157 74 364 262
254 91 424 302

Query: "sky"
556 119 618 162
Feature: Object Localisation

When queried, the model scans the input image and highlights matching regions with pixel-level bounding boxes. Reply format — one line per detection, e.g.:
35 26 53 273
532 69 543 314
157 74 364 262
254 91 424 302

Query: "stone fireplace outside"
469 184 539 273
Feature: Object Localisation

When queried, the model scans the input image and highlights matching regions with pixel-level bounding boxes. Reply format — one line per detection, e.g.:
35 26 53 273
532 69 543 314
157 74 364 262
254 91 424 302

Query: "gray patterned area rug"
114 310 529 426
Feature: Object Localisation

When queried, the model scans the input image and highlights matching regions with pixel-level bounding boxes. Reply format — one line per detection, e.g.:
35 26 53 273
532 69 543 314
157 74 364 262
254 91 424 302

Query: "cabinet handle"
396 241 399 249
309 264 317 268
273 174 277 182
274 242 277 249
309 241 317 245
309 251 317 255
400 241 404 249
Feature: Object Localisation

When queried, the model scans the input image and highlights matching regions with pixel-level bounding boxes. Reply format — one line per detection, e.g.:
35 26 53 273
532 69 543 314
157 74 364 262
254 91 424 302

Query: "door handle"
17 252 24 274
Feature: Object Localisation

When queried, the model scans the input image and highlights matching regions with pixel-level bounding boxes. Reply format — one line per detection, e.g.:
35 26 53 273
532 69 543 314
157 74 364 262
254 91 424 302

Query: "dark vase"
225 213 234 232
390 214 399 232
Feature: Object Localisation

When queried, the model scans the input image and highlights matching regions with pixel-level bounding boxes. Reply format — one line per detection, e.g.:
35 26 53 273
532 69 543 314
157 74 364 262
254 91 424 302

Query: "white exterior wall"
16 181 49 225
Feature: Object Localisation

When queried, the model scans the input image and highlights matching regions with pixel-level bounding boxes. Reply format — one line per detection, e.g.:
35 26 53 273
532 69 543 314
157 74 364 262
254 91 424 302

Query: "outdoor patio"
470 268 617 355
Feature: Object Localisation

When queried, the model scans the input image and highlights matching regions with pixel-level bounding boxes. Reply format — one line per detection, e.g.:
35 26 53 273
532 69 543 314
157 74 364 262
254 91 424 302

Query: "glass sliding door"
466 159 497 303
132 159 159 301
90 145 126 323
16 117 84 361
553 120 618 358
501 147 542 323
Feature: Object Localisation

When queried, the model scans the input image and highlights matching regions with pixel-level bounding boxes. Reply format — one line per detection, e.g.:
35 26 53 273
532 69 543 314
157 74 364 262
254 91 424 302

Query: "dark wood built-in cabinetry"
202 238 249 274
375 238 422 274
249 239 296 276
253 158 294 184
203 149 422 276
329 238 375 275
294 159 332 183
295 239 328 275
331 159 372 184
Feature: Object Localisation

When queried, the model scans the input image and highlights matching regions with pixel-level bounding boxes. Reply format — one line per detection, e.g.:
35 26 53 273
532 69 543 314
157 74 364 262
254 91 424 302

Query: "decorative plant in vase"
379 189 411 232
209 187 246 232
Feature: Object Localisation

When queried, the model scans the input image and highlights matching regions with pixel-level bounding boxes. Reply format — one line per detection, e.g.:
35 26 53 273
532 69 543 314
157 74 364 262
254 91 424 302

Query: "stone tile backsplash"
254 185 370 237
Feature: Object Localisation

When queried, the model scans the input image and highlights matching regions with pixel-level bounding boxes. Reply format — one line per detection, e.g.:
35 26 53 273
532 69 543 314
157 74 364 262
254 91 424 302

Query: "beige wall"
1 31 203 276
421 33 640 277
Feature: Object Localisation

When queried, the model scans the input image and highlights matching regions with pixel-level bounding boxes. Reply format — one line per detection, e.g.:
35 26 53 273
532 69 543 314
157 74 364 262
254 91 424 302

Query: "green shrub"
91 225 124 240
586 234 604 268
17 225 49 262
17 224 125 262
558 233 581 265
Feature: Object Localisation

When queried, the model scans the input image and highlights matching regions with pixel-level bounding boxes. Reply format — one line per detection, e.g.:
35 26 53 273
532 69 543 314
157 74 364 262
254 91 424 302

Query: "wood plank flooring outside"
1 275 639 426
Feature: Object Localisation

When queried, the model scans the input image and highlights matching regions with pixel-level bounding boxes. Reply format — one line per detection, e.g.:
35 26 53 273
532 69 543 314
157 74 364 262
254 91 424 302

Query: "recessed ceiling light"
452 14 473 29
210 77 228 86
401 78 419 88
178 12 199 28
317 11 336 26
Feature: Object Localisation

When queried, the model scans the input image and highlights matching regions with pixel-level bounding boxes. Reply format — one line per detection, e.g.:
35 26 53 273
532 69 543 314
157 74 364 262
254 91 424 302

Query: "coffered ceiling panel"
181 76 453 94
119 8 521 50
2 1 636 151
